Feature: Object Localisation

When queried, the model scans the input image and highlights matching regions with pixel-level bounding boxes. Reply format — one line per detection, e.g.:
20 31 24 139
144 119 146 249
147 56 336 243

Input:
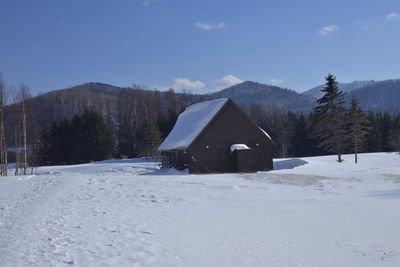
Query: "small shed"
158 98 274 173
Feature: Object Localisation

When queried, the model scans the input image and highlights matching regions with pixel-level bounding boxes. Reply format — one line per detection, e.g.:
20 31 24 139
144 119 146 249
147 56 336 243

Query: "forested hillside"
211 81 315 112
348 79 400 114
303 79 400 113
303 80 376 99
1 77 399 172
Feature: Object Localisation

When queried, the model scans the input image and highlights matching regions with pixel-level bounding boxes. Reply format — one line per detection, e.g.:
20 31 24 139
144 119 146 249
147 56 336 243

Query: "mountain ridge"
208 81 315 112
302 80 377 99
24 78 400 124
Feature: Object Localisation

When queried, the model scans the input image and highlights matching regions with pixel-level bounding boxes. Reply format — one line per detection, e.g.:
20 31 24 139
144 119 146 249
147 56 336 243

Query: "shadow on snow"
273 158 308 170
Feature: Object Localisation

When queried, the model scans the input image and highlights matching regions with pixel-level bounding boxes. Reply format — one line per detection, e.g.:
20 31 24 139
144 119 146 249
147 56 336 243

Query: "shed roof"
158 98 228 151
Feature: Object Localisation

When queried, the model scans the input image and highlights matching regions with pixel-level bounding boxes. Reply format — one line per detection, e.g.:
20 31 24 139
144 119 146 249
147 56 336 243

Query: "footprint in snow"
140 231 152 235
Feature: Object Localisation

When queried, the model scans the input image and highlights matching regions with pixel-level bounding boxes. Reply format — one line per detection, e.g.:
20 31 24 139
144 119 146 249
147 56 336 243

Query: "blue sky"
1 0 400 95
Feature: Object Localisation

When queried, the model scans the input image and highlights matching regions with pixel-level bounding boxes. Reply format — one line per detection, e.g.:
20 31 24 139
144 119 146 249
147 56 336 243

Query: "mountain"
8 79 400 138
29 82 125 125
208 81 315 112
348 79 400 113
303 80 376 99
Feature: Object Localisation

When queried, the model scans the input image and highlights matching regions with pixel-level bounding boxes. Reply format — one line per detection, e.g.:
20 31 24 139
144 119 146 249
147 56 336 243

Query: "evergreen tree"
290 113 319 157
365 111 382 152
47 119 70 164
136 119 161 157
390 115 400 155
45 110 114 165
167 109 178 135
345 96 370 163
313 74 346 162
381 113 392 151
156 112 170 140
36 127 50 166
72 110 114 162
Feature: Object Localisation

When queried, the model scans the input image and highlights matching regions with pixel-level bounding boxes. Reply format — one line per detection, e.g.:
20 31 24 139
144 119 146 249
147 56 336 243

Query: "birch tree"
0 74 7 176
20 84 31 175
13 91 22 175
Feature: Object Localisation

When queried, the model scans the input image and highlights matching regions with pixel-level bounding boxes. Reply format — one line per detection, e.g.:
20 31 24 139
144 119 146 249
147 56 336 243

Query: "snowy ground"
1 153 400 266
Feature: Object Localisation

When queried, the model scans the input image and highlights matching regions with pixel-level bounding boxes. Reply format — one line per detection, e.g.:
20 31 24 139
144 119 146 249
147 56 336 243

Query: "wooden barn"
158 98 274 174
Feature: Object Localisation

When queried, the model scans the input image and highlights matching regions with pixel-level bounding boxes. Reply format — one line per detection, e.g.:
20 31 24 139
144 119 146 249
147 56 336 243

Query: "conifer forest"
0 73 399 176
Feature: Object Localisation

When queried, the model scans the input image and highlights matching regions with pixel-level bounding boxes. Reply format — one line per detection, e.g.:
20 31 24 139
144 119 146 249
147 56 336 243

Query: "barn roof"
158 98 229 151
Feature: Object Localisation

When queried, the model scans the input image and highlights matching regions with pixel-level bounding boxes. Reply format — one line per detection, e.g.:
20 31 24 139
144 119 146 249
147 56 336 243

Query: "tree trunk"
15 115 19 175
354 137 358 164
0 75 7 176
22 92 27 175
0 107 7 176
337 152 342 163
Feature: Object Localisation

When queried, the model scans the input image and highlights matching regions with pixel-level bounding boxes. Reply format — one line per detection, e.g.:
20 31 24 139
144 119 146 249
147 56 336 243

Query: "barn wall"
188 100 273 173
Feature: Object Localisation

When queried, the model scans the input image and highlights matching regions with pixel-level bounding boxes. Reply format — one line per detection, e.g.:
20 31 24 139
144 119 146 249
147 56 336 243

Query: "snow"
1 152 400 266
158 98 228 151
230 143 250 152
259 126 272 140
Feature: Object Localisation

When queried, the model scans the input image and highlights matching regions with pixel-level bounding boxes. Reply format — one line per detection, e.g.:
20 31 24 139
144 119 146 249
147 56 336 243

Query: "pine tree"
381 113 392 151
290 113 319 157
36 127 49 166
365 112 382 152
313 73 346 162
46 110 114 165
136 119 161 157
156 112 170 140
345 96 370 163
390 115 400 155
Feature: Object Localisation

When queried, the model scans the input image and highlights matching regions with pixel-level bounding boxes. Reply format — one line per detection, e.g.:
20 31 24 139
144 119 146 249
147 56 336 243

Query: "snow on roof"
158 98 229 151
259 127 272 140
230 144 250 152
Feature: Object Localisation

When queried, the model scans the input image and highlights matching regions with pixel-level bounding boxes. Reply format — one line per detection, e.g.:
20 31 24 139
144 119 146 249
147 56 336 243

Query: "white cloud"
142 0 159 7
212 75 243 90
270 79 284 86
154 75 242 93
194 22 228 30
172 78 205 90
153 78 206 92
317 24 339 35
361 24 370 31
386 12 398 20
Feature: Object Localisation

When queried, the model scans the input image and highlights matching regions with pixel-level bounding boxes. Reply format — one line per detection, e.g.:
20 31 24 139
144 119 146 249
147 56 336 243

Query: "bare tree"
0 74 8 176
20 84 31 175
13 90 22 175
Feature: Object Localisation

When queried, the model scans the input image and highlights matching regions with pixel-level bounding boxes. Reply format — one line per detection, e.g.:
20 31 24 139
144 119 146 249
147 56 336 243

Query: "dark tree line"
249 105 399 159
36 87 190 165
38 110 114 165
1 72 399 170
250 74 400 162
34 74 400 165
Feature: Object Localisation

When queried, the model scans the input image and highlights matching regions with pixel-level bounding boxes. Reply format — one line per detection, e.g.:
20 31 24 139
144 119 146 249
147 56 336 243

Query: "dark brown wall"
186 100 273 173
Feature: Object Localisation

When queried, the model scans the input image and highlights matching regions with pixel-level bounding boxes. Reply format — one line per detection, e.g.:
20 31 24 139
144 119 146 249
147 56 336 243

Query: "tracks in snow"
0 172 162 266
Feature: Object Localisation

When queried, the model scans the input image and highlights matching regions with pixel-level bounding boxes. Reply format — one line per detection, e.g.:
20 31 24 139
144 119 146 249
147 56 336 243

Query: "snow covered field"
1 153 400 266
